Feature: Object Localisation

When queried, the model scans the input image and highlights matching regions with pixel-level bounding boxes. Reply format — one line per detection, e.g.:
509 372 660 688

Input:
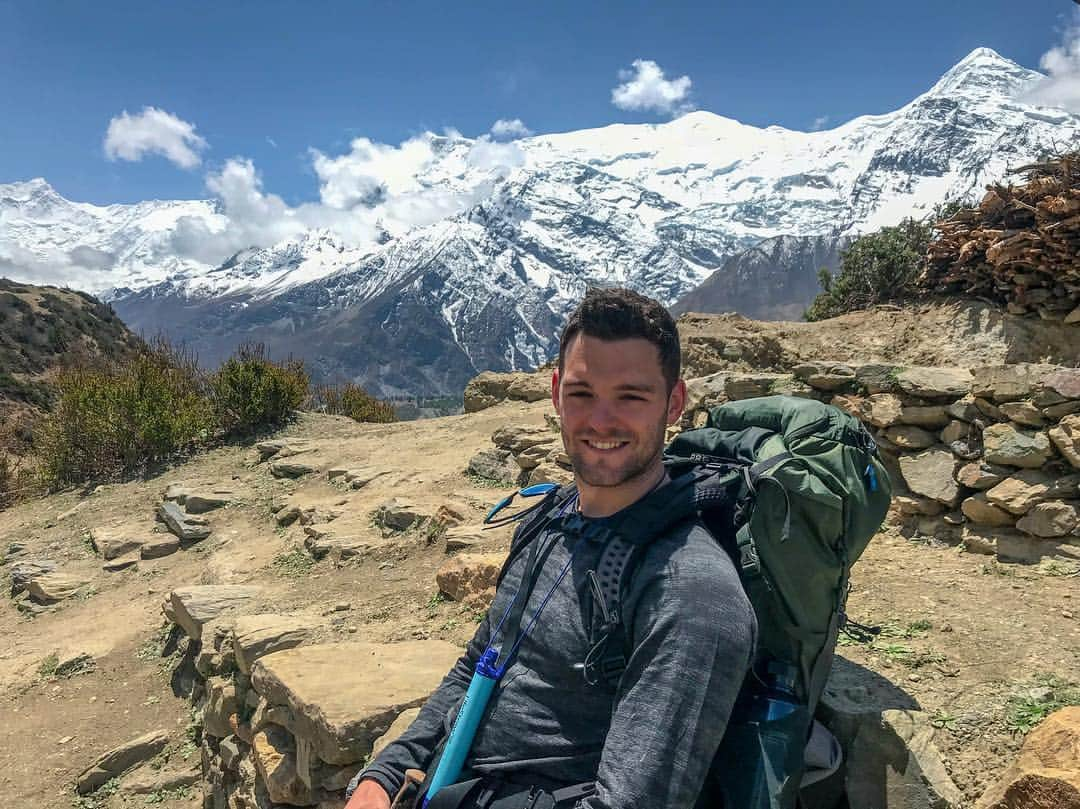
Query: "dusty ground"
1 401 1077 808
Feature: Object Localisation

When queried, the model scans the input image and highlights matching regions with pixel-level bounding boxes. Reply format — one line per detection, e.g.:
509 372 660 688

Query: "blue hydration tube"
423 491 579 806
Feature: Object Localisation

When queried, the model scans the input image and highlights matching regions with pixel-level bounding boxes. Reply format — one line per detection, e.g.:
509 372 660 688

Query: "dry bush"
309 382 396 423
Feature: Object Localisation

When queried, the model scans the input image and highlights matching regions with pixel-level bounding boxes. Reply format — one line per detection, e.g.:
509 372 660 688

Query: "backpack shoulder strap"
495 484 577 587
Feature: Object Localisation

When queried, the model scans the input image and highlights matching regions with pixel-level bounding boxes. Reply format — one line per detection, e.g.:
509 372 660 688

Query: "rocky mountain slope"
4 49 1079 396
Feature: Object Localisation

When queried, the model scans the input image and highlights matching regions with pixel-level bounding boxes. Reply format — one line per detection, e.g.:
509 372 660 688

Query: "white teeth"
588 440 625 450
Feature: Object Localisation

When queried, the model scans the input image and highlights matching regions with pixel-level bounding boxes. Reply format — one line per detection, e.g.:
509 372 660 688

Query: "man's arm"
580 532 756 809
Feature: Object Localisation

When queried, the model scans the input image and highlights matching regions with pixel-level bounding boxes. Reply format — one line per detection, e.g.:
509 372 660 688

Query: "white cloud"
490 118 533 139
1021 11 1080 112
611 59 693 116
104 107 208 169
169 130 526 265
810 115 830 132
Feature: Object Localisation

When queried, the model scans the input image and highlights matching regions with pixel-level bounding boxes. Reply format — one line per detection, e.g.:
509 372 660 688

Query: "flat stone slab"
89 526 146 560
166 585 262 640
77 728 171 794
28 571 91 604
251 641 462 765
271 460 317 479
156 501 212 542
10 559 57 595
120 761 200 795
232 614 321 674
140 535 181 559
185 489 236 514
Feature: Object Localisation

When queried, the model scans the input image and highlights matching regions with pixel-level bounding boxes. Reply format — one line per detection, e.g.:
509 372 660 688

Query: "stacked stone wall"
683 362 1080 562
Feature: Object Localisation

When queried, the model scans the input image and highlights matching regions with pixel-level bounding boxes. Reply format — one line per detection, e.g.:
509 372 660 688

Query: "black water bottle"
711 661 809 809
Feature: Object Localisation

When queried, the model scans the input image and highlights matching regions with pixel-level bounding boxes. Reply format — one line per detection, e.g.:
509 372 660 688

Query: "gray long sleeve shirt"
360 511 756 809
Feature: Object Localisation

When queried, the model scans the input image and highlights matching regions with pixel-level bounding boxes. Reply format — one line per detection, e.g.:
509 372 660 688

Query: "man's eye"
567 390 592 398
620 394 646 401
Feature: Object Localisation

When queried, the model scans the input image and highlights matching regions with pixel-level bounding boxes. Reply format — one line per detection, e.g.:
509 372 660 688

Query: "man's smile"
583 439 630 451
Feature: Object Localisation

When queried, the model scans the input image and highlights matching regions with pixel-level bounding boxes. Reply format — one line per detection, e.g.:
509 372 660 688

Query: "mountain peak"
926 46 1039 100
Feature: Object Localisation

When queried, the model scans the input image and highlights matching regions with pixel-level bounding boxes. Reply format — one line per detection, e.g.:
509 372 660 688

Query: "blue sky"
1 0 1077 206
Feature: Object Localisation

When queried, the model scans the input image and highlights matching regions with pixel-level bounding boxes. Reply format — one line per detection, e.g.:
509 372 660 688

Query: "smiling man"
346 287 756 809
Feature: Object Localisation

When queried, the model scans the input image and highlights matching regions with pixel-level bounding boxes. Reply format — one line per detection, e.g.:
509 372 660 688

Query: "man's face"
553 334 686 490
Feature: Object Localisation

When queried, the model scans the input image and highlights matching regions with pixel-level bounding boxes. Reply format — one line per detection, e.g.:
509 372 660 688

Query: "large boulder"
491 424 555 455
1049 415 1080 469
232 614 321 674
250 641 462 765
983 424 1055 469
956 462 1009 490
896 367 972 400
165 585 261 641
1000 401 1047 428
972 364 1057 403
899 448 960 506
77 729 171 794
975 706 1080 808
985 471 1052 515
1016 502 1080 538
436 553 505 608
961 494 1016 527
1039 368 1080 403
463 371 548 412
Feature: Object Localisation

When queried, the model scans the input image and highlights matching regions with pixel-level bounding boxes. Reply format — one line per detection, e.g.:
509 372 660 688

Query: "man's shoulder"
635 516 738 583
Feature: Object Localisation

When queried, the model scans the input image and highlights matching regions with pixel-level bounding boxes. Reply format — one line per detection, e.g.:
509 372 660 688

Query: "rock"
792 362 856 391
256 440 288 460
1049 415 1080 469
515 443 551 471
896 367 972 400
203 676 239 738
76 729 171 794
997 533 1080 564
527 462 575 487
102 554 139 572
218 736 244 770
370 707 421 758
505 373 551 403
899 406 951 429
463 371 548 412
975 706 1080 809
683 372 730 415
983 423 1055 468
276 504 303 526
89 526 146 560
436 553 505 607
975 397 1005 421
956 461 1009 490
940 419 971 445
443 527 487 553
373 499 426 532
139 535 180 559
1000 401 1047 428
346 468 384 489
155 501 211 542
250 640 462 765
972 364 1057 403
120 762 201 794
28 571 90 604
945 394 981 422
467 449 519 485
253 724 312 805
1045 401 1080 420
10 559 57 595
854 363 902 394
491 424 555 455
725 372 788 400
163 482 193 503
883 425 937 450
54 652 96 677
899 448 960 506
271 460 317 479
961 494 1016 527
961 525 1000 556
986 471 1052 515
233 614 320 674
167 586 261 641
1016 502 1080 538
185 490 235 514
1040 369 1080 402
893 495 945 517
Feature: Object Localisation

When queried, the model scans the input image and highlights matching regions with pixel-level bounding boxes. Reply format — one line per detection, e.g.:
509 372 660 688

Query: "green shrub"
210 344 308 436
805 218 933 321
310 382 396 424
36 339 213 487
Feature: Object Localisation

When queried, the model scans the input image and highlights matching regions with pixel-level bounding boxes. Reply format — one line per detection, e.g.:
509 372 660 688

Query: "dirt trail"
0 402 1077 808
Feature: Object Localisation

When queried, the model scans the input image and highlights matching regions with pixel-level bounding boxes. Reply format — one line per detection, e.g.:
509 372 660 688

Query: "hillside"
0 278 142 434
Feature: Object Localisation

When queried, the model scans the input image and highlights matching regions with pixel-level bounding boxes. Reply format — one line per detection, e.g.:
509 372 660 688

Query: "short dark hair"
558 287 681 390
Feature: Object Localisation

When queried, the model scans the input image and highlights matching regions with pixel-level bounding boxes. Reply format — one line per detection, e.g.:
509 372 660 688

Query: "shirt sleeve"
579 529 757 809
357 611 492 798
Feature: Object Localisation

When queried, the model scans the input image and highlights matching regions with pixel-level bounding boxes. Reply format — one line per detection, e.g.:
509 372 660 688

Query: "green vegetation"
310 381 396 424
212 343 308 436
805 219 933 321
1006 674 1080 734
37 652 59 679
271 546 316 577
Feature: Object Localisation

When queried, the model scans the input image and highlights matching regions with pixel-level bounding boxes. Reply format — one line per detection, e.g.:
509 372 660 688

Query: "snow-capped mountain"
3 48 1078 396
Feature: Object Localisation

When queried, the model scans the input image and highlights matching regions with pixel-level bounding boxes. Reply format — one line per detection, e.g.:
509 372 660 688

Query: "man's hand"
345 778 392 809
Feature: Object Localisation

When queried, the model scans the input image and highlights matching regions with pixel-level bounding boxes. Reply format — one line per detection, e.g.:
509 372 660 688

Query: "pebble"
333 603 351 612
1064 610 1074 619
57 736 73 745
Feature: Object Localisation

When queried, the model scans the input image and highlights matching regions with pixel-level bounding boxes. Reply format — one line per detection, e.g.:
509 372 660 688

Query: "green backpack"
574 395 892 807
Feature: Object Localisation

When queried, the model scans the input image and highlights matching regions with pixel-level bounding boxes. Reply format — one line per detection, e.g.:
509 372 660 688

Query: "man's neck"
576 461 667 519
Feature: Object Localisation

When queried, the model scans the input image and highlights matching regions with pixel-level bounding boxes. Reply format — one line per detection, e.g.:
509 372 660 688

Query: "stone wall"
683 362 1080 563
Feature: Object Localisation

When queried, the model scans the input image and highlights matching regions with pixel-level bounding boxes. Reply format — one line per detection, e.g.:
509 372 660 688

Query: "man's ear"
551 369 561 414
666 379 687 425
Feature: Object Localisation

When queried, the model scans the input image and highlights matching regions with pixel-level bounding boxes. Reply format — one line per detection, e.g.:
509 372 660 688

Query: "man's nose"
587 399 619 432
